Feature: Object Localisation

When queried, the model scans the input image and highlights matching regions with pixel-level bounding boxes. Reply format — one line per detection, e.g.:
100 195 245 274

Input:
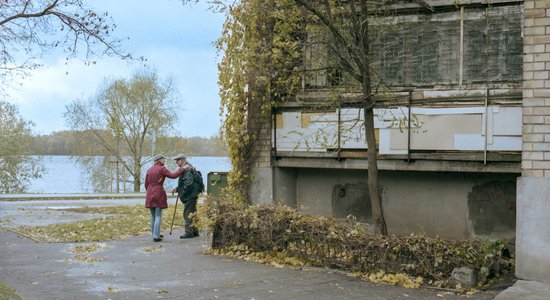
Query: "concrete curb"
493 280 550 300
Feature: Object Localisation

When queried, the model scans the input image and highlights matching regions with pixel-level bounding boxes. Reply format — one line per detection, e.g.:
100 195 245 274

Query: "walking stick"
170 194 178 235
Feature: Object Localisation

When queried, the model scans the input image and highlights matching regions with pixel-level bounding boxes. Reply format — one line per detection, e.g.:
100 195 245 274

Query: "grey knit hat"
173 153 187 161
153 154 165 161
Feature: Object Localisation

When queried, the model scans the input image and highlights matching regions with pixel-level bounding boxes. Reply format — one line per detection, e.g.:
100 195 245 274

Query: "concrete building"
246 0 550 283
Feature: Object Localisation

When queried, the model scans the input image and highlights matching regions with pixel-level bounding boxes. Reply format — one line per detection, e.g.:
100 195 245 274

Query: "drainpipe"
272 107 277 162
484 88 489 165
459 6 464 88
337 97 342 161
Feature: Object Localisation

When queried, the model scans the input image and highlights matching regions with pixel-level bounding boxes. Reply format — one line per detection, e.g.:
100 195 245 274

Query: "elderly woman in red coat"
145 154 185 242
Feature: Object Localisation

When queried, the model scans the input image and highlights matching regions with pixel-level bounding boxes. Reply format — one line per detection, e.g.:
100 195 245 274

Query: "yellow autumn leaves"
360 271 423 289
208 244 424 289
69 243 106 263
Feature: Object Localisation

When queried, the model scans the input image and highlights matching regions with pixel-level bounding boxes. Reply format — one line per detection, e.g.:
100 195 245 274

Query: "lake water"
29 156 231 194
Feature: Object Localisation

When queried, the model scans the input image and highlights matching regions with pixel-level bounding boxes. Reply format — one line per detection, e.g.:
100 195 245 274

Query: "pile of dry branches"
208 201 511 285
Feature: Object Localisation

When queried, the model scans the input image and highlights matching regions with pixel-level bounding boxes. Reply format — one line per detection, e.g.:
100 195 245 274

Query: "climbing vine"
217 0 306 204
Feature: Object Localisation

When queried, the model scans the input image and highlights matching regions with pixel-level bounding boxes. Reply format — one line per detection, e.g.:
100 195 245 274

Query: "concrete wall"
275 168 518 240
516 178 550 283
273 168 297 207
383 172 476 239
249 167 273 205
248 96 273 204
517 0 550 283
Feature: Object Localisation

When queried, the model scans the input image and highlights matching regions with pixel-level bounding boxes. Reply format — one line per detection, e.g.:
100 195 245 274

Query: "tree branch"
294 0 364 75
0 0 59 26
384 0 434 12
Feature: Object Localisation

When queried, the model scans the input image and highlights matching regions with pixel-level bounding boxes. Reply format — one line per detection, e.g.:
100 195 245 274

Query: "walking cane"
170 194 178 235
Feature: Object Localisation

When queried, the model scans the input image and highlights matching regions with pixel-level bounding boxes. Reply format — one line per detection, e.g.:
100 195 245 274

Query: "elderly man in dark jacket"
172 153 201 239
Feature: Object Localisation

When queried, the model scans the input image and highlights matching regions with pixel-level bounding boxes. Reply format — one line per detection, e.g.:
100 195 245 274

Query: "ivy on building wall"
217 0 305 203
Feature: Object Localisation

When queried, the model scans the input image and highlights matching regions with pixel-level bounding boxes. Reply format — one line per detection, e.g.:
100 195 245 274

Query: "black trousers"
182 197 198 233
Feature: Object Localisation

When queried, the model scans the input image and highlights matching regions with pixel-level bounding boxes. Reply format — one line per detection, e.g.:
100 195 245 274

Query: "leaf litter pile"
13 205 183 243
69 243 107 263
205 200 514 290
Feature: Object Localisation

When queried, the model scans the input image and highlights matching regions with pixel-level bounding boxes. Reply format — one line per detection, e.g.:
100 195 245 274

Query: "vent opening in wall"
468 181 516 238
332 183 372 223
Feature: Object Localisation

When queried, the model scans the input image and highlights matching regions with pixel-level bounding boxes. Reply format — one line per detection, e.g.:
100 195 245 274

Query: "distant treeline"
29 130 228 157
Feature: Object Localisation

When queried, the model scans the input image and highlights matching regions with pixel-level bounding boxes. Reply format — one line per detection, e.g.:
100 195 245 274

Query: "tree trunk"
115 160 120 193
133 161 141 192
360 2 387 235
364 107 388 235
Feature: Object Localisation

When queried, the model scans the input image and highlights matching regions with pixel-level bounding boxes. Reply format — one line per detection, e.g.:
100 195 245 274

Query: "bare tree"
293 0 433 235
64 70 178 192
0 0 130 82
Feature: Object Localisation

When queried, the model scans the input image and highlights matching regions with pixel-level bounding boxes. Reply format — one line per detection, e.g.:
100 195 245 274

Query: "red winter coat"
145 162 185 209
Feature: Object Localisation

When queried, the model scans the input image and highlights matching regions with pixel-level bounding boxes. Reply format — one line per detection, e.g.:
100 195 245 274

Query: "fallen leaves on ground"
72 253 106 263
363 270 423 288
69 243 107 263
142 245 164 253
207 244 425 289
70 243 103 253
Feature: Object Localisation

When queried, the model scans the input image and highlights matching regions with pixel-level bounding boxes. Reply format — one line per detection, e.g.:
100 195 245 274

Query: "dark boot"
180 231 194 239
194 228 200 237
180 228 195 239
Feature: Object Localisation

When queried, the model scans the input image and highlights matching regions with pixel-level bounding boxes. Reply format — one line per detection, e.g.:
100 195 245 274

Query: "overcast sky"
7 0 225 138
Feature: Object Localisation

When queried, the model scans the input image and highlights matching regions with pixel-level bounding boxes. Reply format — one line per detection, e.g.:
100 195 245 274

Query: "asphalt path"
0 197 501 299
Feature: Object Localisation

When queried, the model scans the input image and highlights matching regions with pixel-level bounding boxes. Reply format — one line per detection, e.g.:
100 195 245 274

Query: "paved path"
0 231 501 300
0 196 501 299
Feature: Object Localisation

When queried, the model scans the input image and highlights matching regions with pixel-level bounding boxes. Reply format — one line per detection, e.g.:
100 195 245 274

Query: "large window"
305 5 523 88
372 5 522 86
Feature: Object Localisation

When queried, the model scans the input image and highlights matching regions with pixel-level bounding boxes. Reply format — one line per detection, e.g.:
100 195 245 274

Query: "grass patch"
13 205 184 243
0 282 22 300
